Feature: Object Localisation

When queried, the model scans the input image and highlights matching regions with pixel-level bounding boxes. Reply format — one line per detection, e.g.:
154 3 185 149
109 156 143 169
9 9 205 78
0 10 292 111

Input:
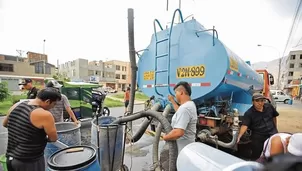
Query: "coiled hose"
111 110 178 171
129 103 161 143
153 104 172 171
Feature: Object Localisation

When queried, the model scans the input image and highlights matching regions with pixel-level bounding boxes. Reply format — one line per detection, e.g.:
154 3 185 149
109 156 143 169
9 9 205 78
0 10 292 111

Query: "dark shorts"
251 134 270 160
6 155 45 171
125 100 129 107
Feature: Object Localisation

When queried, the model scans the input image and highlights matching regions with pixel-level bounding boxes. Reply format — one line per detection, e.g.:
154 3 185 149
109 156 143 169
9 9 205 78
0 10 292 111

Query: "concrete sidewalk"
106 96 145 105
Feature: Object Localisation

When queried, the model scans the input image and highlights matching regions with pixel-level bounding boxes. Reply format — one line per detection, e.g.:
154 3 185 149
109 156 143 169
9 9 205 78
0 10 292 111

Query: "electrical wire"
124 109 148 171
281 0 302 62
125 125 133 171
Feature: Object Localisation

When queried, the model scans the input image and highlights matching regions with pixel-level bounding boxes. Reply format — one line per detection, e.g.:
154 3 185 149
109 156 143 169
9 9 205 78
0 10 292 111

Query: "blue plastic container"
47 145 101 171
45 122 81 161
288 99 293 105
91 116 125 171
72 108 81 118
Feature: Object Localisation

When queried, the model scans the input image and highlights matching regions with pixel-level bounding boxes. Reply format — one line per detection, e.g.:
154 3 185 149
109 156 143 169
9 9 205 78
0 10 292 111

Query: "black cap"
18 78 32 85
252 93 267 100
174 81 191 96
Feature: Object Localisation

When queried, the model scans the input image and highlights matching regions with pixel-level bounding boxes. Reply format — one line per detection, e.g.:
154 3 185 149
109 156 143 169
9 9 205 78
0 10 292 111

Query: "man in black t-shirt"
237 93 279 160
19 78 39 99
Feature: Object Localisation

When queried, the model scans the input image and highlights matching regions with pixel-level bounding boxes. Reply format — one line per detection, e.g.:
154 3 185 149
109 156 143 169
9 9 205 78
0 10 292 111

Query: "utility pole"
43 39 46 54
16 49 25 62
277 58 282 89
43 39 46 75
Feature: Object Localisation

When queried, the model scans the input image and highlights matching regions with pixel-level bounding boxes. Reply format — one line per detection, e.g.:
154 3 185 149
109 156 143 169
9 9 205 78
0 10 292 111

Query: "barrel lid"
48 145 96 170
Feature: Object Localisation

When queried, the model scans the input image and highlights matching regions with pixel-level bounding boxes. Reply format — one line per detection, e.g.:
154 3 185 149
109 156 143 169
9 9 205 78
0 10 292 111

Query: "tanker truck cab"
256 70 276 108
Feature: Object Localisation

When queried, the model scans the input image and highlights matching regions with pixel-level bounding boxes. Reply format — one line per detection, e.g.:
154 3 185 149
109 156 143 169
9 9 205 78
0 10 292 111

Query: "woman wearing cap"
46 80 79 125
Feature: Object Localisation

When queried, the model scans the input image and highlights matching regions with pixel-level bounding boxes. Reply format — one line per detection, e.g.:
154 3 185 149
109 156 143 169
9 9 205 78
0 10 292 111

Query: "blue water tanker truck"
136 9 275 152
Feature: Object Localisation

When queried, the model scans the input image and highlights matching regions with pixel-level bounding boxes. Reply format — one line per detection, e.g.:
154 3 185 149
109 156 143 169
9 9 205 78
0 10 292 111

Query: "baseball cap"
174 81 192 96
287 133 302 156
18 78 32 85
252 93 267 100
46 80 63 89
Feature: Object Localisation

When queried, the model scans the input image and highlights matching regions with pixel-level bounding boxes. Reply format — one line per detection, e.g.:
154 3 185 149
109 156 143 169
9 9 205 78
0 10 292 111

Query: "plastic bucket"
44 122 81 161
91 116 125 171
288 99 293 105
0 154 7 171
47 145 101 171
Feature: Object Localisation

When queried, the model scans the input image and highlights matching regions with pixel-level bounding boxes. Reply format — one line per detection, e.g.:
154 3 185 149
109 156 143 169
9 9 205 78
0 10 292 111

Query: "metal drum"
45 122 81 160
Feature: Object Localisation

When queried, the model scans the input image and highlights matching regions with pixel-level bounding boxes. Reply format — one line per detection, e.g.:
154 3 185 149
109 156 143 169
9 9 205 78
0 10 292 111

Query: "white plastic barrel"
177 142 263 171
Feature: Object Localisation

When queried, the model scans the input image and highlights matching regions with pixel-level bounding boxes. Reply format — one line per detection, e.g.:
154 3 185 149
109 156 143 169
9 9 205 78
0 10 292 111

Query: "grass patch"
0 101 12 115
0 95 27 115
112 92 149 101
69 98 123 108
104 98 124 107
0 95 124 116
63 83 99 88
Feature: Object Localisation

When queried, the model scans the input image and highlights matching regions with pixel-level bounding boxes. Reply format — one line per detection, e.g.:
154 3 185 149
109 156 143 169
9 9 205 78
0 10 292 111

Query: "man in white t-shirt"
163 81 197 152
160 81 197 170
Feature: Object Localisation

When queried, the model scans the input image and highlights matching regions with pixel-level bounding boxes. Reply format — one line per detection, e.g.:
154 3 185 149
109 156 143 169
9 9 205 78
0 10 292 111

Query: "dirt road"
276 102 302 133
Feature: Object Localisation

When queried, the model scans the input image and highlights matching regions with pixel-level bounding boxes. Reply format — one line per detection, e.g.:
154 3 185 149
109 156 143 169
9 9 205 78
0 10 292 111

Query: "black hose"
111 110 178 171
130 103 161 143
153 105 172 171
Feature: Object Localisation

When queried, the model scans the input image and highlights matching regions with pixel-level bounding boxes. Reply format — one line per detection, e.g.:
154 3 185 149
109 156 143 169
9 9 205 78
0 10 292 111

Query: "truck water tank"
177 142 264 171
137 16 263 106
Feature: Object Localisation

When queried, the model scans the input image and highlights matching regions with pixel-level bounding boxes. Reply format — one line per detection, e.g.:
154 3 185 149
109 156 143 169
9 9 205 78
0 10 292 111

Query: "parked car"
270 90 292 104
103 87 117 93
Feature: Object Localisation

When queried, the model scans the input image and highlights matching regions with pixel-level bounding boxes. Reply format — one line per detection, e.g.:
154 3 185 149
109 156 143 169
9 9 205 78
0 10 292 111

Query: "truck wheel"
284 99 289 104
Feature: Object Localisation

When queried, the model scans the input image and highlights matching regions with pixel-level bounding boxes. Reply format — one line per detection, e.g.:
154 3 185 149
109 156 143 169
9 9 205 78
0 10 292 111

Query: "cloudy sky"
0 0 301 66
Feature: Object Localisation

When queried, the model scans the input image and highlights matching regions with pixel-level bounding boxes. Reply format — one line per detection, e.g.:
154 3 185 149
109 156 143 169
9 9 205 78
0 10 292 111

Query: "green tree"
64 77 70 82
0 82 10 102
52 75 59 80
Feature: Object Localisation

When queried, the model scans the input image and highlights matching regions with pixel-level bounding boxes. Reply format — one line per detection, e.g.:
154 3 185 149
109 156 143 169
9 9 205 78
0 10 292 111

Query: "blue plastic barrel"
91 116 125 171
288 99 293 105
45 122 81 161
47 145 101 171
72 108 81 118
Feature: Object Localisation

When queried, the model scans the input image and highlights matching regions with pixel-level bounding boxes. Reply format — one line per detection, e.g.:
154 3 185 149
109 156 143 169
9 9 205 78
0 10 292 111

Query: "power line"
281 0 302 60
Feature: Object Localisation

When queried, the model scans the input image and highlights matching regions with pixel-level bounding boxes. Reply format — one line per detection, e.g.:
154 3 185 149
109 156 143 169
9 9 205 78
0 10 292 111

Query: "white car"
270 90 292 104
